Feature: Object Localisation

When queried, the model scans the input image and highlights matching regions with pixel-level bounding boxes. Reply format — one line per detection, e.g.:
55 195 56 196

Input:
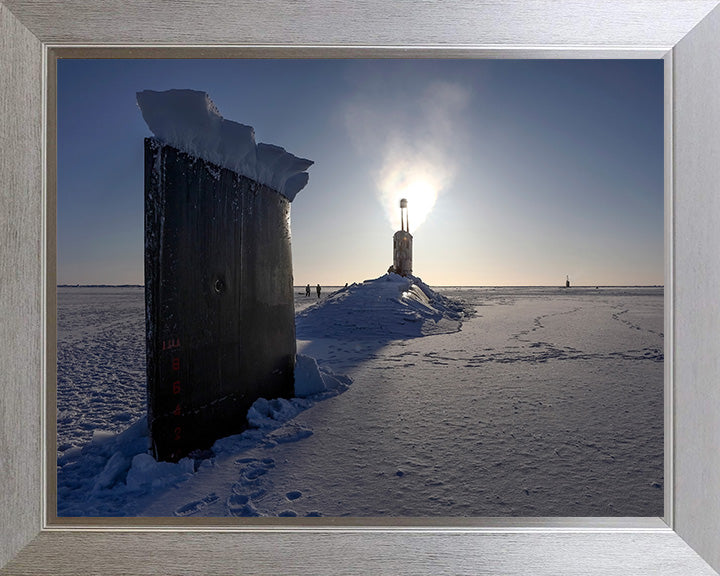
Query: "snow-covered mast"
392 198 413 277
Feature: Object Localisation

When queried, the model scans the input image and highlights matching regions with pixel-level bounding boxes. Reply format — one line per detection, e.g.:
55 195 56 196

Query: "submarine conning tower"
138 89 313 463
392 198 413 277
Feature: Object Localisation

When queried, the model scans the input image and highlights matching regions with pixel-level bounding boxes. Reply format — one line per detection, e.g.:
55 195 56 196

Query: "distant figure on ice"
316 284 322 299
565 275 571 288
305 284 311 297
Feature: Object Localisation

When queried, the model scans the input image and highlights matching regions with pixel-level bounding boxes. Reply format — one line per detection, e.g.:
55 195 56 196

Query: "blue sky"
57 58 663 286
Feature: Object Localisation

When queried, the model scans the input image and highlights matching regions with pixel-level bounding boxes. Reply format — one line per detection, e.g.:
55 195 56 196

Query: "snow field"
56 282 663 517
56 286 146 452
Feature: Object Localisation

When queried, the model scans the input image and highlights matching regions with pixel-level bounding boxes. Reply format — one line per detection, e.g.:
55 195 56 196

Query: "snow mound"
126 452 195 493
294 354 350 397
136 89 313 200
296 273 471 341
246 397 308 430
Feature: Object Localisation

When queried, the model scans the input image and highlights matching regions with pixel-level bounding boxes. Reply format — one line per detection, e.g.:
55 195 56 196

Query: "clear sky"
57 58 664 287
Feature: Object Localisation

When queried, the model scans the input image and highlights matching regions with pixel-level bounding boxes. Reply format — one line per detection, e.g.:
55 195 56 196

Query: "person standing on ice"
305 284 311 297
316 284 322 299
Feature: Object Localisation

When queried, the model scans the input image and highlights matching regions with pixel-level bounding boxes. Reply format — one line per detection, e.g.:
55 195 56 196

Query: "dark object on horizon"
390 198 413 277
144 138 296 462
566 275 571 288
316 283 321 298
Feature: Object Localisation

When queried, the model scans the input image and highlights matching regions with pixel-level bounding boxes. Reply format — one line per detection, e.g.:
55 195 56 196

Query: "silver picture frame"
2 1 720 574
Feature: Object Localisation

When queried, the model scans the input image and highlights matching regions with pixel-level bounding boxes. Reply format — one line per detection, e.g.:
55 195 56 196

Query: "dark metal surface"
144 139 296 462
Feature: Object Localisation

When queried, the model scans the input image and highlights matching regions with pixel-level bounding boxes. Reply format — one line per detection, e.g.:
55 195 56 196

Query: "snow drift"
136 89 313 200
296 273 471 341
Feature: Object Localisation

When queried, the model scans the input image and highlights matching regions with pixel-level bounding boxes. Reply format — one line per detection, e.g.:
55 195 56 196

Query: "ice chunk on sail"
136 89 312 200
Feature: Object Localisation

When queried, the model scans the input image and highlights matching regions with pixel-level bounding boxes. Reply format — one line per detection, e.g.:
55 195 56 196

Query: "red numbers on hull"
167 338 182 451
162 338 181 351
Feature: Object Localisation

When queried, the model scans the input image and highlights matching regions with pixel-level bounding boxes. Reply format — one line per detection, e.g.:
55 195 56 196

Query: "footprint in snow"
232 456 278 504
173 493 219 517
286 490 302 501
244 466 268 480
231 482 266 500
226 493 260 517
235 459 275 485
267 425 313 445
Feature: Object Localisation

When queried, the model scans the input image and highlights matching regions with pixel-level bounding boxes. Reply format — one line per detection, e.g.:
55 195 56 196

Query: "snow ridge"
296 273 471 341
136 89 313 200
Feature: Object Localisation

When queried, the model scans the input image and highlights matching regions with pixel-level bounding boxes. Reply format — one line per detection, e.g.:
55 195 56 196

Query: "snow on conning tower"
392 198 413 277
138 89 313 462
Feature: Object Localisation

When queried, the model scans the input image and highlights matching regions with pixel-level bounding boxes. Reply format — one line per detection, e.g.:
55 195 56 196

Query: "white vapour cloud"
344 80 470 232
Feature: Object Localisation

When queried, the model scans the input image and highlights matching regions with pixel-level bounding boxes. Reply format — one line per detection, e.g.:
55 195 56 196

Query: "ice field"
56 279 663 517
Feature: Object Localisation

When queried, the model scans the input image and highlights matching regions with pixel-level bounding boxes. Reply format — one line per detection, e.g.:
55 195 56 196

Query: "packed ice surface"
136 89 313 200
56 282 663 517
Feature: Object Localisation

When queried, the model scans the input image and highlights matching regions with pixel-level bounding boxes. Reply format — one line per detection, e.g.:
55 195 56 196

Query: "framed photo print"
2 1 720 574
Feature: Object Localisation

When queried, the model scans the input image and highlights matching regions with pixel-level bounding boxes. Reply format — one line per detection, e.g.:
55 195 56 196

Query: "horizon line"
57 283 665 289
